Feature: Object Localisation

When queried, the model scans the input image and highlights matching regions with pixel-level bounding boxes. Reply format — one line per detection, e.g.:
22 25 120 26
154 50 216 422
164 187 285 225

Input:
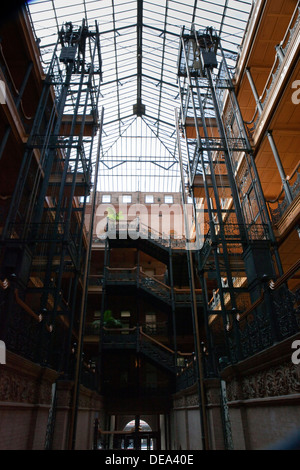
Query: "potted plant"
103 309 123 329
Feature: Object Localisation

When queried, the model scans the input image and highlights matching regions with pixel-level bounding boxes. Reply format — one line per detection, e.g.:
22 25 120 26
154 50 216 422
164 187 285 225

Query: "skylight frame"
26 0 253 193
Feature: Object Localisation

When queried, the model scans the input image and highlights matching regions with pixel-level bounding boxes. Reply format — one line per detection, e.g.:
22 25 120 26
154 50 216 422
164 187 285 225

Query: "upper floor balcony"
0 8 44 138
236 0 300 146
266 161 300 235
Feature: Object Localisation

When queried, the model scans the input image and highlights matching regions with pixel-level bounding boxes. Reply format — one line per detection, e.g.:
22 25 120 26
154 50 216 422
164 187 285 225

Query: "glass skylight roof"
25 0 253 193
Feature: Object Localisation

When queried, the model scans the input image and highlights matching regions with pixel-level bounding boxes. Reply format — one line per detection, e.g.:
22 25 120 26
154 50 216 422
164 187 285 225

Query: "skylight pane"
27 0 252 193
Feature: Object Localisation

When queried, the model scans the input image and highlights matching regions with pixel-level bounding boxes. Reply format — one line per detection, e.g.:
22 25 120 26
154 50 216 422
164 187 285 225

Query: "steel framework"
0 20 102 378
176 26 284 371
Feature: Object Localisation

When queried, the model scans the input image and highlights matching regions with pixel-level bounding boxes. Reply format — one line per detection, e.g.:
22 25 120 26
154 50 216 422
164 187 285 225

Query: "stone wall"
48 379 104 450
221 332 300 450
171 379 225 450
0 351 104 450
0 350 58 449
171 334 300 451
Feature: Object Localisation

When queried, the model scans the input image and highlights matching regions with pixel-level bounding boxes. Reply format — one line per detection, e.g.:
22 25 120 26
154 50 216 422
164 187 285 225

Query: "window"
121 311 131 319
145 313 157 334
121 311 131 333
122 194 132 203
145 194 154 204
102 194 111 203
164 195 173 204
79 195 90 204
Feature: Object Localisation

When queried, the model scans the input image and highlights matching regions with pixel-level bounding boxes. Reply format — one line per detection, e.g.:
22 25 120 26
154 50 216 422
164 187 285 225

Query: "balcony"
88 275 103 293
245 2 300 143
105 220 187 251
225 259 300 363
104 266 201 306
266 162 300 232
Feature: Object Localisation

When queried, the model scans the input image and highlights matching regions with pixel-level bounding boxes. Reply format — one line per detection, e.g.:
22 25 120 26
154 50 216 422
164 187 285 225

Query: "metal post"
267 131 293 205
245 67 263 115
168 242 177 366
193 71 242 360
68 106 104 450
275 44 285 63
175 107 209 450
245 68 293 204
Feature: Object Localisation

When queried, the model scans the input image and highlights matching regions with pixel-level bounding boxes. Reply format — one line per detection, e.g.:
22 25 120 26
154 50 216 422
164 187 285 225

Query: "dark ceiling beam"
103 111 175 130
219 0 229 38
191 0 198 24
156 0 169 137
111 0 122 134
101 73 178 89
134 0 145 116
144 23 179 38
99 23 137 36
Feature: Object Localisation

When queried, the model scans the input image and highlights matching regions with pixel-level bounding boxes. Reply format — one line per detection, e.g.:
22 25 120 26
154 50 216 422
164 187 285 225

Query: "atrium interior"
0 0 299 451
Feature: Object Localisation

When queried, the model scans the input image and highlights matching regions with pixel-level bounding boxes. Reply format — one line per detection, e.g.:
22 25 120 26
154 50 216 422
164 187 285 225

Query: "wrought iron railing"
246 2 300 137
267 162 300 224
139 269 171 302
200 222 270 266
226 259 300 363
100 325 193 376
142 321 168 336
88 275 104 287
105 266 201 305
105 220 187 250
176 360 196 392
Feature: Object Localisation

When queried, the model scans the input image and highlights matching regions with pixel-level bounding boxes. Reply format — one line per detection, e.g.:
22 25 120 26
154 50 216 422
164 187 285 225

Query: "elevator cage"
176 26 297 372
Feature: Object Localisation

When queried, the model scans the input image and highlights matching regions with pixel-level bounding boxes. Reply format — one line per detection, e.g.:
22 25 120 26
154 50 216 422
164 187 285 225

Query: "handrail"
237 258 300 322
280 1 300 51
140 269 170 290
107 266 171 290
14 288 43 323
139 327 193 358
271 258 300 291
260 2 300 106
106 266 200 296
287 160 300 182
107 266 137 271
174 287 201 293
266 161 300 204
107 219 187 244
103 326 137 333
140 327 174 354
247 2 300 132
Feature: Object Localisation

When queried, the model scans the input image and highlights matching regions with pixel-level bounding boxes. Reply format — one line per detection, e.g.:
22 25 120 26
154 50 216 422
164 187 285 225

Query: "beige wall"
0 351 104 450
222 333 300 450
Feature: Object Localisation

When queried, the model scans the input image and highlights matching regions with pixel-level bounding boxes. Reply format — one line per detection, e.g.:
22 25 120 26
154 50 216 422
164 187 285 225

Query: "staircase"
107 220 186 264
139 334 178 374
101 326 192 375
106 267 202 306
139 270 171 304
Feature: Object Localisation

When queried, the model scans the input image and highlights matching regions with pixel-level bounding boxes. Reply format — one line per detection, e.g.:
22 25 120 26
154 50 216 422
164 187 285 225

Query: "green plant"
103 309 123 328
106 207 124 221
